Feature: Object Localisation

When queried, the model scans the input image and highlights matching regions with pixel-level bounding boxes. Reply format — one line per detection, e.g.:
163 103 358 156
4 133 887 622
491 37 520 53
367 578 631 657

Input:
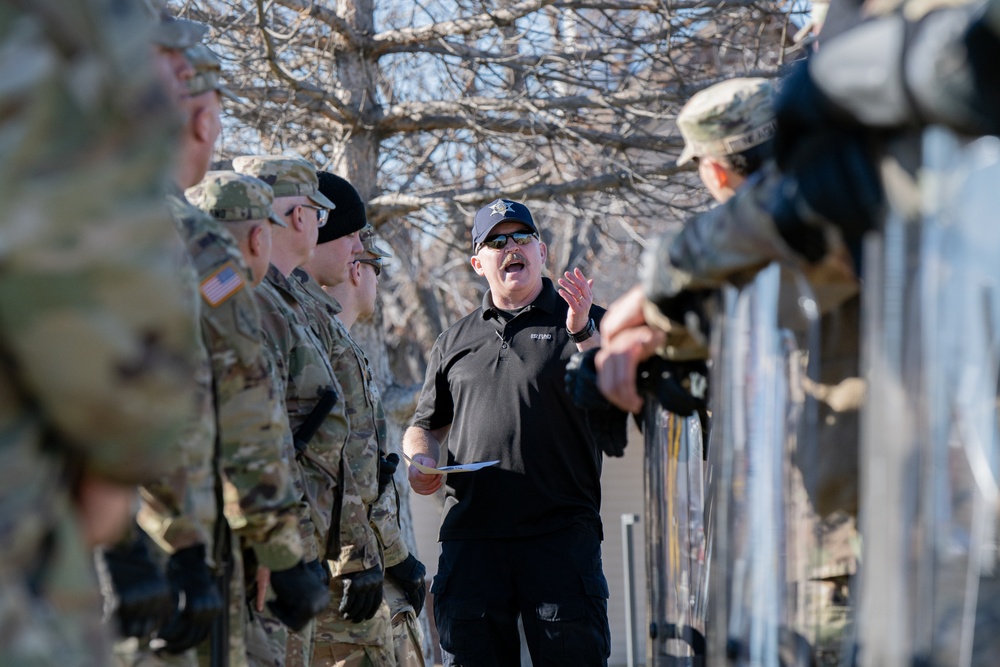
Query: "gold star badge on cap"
490 200 513 217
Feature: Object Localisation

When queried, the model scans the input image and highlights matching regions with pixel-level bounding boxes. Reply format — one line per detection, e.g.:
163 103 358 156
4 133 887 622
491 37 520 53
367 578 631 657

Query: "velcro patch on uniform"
200 263 245 306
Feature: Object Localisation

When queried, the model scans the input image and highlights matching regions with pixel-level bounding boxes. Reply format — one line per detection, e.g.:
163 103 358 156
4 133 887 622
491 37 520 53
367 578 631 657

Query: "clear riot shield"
857 127 1000 667
704 263 825 667
645 404 708 666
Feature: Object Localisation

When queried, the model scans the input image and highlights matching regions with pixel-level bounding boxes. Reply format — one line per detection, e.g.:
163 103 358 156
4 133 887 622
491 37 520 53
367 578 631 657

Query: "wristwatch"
568 318 596 343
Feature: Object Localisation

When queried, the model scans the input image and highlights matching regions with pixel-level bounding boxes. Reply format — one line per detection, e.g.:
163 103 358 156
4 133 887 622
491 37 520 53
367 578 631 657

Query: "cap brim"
268 212 288 228
218 84 241 102
367 241 393 259
308 191 337 210
153 19 208 50
676 144 696 166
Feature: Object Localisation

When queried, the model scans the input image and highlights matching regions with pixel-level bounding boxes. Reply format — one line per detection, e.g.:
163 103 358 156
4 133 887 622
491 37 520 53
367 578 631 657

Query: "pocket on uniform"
536 597 586 623
581 572 610 600
430 571 448 596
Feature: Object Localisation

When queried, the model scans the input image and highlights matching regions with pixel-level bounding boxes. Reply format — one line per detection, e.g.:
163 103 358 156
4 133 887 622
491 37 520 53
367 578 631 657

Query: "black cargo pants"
432 523 611 667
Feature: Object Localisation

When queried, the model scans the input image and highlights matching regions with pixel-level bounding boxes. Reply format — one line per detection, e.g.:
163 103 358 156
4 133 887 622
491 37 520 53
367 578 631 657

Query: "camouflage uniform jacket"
135 186 218 556
255 266 378 572
173 195 303 571
291 270 406 573
0 0 198 661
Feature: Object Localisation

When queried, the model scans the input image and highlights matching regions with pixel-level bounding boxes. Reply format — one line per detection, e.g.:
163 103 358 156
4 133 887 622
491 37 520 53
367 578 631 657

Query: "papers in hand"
402 453 499 475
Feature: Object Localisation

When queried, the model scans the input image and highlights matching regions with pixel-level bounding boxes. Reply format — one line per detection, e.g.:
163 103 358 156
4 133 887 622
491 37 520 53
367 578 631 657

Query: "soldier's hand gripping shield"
704 264 828 667
856 127 1000 667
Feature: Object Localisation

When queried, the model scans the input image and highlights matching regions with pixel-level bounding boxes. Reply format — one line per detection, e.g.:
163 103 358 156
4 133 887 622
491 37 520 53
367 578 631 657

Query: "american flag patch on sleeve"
200 263 245 306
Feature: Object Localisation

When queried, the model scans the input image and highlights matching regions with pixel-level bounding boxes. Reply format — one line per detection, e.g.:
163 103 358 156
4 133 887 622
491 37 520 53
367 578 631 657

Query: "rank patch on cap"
200 263 245 306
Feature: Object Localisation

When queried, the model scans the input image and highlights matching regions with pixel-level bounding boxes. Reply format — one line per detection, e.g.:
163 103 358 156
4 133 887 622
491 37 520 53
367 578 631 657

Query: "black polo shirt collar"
481 277 560 321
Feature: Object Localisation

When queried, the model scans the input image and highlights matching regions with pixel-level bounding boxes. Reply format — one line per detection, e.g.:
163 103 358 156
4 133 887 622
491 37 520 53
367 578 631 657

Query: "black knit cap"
316 171 368 244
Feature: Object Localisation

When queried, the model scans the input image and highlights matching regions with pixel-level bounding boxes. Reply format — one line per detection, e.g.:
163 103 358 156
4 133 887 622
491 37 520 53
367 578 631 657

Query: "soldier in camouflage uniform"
326 220 428 667
109 22 224 665
293 173 427 666
234 155 366 667
0 0 200 664
186 167 322 667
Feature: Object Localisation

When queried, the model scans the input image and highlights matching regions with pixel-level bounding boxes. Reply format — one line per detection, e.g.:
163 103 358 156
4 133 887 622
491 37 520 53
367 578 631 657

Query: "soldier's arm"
0 0 200 485
370 477 409 568
206 280 304 571
325 398 383 576
254 285 320 565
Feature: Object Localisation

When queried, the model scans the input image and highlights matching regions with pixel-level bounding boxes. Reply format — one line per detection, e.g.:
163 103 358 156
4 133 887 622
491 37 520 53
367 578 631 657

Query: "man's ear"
708 158 730 190
351 260 364 286
538 241 547 263
470 254 485 276
248 224 264 257
289 205 306 232
191 105 211 144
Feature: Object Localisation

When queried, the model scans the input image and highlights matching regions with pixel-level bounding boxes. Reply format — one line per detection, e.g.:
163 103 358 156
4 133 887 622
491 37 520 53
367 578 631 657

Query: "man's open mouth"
502 255 526 273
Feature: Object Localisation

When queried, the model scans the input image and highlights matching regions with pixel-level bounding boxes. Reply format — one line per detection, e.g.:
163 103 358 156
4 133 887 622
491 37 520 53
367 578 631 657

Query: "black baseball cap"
472 199 538 249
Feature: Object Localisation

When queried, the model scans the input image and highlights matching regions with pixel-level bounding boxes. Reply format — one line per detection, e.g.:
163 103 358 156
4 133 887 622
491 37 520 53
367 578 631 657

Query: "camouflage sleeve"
642 164 799 303
329 443 383 576
196 233 303 571
254 284 320 566
370 480 409 569
0 1 197 484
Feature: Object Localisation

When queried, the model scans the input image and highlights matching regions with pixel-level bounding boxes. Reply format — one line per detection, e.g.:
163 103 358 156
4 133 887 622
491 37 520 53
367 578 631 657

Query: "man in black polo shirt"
403 199 612 667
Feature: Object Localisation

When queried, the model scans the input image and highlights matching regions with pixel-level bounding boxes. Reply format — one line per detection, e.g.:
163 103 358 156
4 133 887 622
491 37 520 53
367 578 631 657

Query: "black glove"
155 544 223 654
377 453 400 498
339 565 384 622
306 558 331 587
636 357 708 417
103 536 174 639
565 349 611 411
268 559 332 631
385 554 427 613
565 349 629 457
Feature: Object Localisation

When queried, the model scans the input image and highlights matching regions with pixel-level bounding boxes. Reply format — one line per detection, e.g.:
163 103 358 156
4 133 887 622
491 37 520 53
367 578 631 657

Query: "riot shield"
704 263 827 667
645 404 708 666
856 127 1000 667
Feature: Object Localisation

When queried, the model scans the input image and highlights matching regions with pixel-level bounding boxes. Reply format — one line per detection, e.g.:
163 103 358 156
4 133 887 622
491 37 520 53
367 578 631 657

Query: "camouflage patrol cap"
185 44 239 101
186 171 287 227
360 224 392 259
232 156 337 211
676 78 776 166
141 0 208 50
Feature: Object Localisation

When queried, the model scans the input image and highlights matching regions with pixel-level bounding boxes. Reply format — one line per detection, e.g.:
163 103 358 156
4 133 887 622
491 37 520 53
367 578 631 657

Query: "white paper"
402 452 499 475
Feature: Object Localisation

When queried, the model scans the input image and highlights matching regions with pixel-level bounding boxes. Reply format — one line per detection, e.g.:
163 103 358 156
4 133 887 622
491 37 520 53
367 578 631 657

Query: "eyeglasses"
285 204 329 227
355 258 382 277
476 231 538 252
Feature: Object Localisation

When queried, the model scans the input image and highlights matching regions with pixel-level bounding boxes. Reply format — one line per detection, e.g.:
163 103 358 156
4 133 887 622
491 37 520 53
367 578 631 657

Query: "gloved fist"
377 453 400 498
637 357 708 417
102 536 174 640
385 554 427 613
268 559 331 631
156 544 223 654
339 565 384 623
306 558 331 587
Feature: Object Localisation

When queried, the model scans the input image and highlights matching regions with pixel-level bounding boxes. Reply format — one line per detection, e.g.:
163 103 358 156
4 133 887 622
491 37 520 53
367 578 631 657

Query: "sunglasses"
286 204 329 227
355 258 382 277
477 231 538 252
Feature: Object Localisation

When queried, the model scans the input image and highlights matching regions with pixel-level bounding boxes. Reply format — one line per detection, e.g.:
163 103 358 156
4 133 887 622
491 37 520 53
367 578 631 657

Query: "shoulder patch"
200 262 245 306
